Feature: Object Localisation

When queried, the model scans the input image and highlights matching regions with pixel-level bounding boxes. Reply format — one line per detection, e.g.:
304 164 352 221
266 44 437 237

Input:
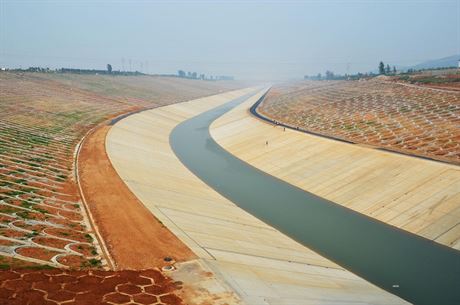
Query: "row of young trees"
305 61 399 81
177 70 203 79
177 70 233 81
7 65 142 76
379 61 397 75
304 70 360 80
2 64 234 79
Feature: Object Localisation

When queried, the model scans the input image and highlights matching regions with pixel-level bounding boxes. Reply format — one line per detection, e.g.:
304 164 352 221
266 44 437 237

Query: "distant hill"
409 54 460 70
369 55 459 74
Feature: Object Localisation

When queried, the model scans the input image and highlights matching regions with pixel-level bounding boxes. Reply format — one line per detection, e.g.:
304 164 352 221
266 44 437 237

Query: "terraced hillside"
259 80 460 164
37 73 242 106
394 69 460 91
0 72 243 269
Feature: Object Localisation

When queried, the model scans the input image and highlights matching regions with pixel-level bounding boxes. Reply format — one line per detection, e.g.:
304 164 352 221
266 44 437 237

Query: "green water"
170 92 460 305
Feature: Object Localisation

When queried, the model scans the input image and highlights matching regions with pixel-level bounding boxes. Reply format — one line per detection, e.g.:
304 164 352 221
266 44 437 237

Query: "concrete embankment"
106 88 407 305
211 96 460 251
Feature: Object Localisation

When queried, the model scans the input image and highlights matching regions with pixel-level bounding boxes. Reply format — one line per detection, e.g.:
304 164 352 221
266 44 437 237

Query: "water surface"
170 91 460 305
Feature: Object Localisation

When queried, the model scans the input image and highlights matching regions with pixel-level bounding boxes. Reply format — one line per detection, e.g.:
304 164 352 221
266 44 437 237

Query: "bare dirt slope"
78 125 195 270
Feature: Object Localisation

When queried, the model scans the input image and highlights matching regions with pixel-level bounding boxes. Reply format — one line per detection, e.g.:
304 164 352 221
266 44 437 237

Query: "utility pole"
457 59 460 78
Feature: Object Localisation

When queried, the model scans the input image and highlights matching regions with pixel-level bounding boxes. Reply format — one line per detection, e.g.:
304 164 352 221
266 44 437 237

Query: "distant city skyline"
1 0 459 80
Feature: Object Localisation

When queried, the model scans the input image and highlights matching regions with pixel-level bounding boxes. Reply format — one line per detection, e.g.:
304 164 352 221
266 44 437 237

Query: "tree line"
1 64 235 80
304 61 400 81
304 70 376 81
5 65 143 76
378 61 397 75
177 70 234 81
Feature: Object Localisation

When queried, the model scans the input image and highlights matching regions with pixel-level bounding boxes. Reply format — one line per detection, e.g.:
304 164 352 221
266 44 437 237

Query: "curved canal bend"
170 91 460 305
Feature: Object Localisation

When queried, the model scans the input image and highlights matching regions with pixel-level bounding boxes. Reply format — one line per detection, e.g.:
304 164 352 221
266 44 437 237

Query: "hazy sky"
1 0 459 80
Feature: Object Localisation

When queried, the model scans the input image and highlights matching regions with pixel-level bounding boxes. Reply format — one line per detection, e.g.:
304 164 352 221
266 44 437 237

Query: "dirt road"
78 125 195 270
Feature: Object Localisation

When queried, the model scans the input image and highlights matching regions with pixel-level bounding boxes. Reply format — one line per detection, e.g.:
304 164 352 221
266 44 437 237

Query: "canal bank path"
106 87 458 305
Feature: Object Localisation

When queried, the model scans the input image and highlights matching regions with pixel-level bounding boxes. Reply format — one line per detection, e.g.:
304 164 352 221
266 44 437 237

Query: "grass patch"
0 255 54 270
342 124 356 131
0 181 13 187
20 201 34 209
25 231 39 238
59 111 86 121
20 187 35 194
24 264 55 270
29 157 44 163
364 120 378 126
82 258 102 268
16 210 31 219
399 106 411 113
0 264 10 270
84 233 93 242
5 190 24 196
0 205 19 214
28 135 50 146
33 206 48 214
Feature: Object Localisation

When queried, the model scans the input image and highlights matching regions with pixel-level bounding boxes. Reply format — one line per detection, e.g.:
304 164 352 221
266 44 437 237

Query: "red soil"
16 247 61 261
78 125 195 269
0 228 28 239
0 240 17 246
43 228 89 243
0 269 183 305
420 83 460 91
56 255 89 268
32 237 70 250
69 243 97 257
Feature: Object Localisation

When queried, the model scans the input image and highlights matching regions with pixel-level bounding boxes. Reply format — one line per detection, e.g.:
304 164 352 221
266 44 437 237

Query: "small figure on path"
266 140 268 146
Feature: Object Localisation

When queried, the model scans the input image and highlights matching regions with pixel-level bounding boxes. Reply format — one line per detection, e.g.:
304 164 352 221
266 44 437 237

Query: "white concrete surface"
210 93 460 251
106 88 408 305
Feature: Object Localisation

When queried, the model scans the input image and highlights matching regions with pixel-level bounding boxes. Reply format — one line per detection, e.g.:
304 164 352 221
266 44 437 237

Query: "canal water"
169 91 460 305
